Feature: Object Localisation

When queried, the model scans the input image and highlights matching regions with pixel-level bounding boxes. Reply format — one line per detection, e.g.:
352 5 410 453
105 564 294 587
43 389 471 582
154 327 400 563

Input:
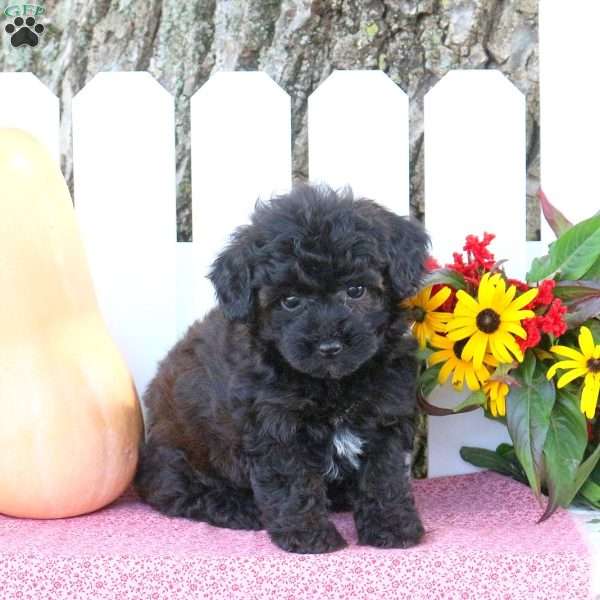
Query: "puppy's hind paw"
358 516 425 549
270 522 347 554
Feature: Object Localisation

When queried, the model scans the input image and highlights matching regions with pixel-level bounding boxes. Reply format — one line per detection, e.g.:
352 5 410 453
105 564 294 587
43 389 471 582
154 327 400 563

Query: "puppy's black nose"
318 340 342 357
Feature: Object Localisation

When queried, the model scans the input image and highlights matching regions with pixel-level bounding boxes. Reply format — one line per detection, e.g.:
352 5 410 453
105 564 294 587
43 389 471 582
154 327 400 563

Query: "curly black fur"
135 185 429 554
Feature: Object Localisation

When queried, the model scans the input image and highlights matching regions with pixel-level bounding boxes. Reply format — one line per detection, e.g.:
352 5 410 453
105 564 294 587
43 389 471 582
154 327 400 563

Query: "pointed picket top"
425 70 523 477
72 71 177 398
74 70 173 102
425 70 527 275
0 72 59 163
308 69 409 214
190 71 292 322
540 0 600 237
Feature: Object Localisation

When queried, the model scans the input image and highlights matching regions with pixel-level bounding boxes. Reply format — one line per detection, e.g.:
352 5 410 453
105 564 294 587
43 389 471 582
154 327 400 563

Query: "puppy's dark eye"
346 285 365 299
281 296 302 311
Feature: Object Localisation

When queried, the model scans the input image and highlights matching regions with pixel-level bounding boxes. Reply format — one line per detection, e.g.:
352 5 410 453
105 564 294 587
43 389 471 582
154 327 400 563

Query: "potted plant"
408 192 600 519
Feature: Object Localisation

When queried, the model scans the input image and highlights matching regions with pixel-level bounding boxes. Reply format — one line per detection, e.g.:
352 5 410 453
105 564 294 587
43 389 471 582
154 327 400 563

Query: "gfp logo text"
4 4 45 17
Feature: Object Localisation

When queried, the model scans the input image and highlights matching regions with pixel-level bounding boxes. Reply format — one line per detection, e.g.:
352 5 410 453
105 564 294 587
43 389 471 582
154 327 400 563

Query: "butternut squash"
0 129 143 518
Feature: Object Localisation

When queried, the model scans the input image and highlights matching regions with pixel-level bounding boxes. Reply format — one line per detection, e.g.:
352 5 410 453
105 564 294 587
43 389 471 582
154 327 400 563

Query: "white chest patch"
332 427 364 467
325 426 364 479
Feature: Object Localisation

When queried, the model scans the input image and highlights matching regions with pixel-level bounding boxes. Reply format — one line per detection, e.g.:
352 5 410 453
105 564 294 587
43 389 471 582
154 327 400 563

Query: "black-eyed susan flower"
404 286 452 349
428 334 492 391
445 273 538 369
547 326 600 419
483 378 510 417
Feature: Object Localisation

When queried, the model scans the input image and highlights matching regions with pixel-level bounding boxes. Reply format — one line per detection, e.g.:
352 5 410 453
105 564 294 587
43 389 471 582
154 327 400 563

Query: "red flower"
424 256 440 271
517 298 568 352
438 289 457 313
538 298 568 337
532 279 556 308
449 251 467 272
446 233 497 288
447 253 480 286
463 232 496 270
428 283 457 313
506 278 530 293
518 317 543 352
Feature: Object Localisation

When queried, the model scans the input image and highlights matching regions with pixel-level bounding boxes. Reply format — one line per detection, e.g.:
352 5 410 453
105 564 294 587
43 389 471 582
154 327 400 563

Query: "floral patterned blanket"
0 472 592 599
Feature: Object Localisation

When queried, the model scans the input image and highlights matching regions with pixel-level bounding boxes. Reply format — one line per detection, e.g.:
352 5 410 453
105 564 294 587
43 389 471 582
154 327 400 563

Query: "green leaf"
496 443 516 457
460 447 519 478
554 280 600 303
422 268 466 291
526 212 600 282
418 363 442 398
566 442 600 505
539 389 588 520
575 492 600 510
453 390 486 413
554 281 600 327
582 318 600 340
520 350 537 384
527 254 552 283
588 448 600 485
506 359 556 499
416 346 433 361
495 444 529 483
460 446 528 483
583 255 600 280
564 298 600 328
538 190 573 238
579 478 600 506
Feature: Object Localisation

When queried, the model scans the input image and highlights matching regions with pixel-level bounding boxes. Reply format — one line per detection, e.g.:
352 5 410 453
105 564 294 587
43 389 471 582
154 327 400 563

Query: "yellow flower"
404 286 452 349
547 326 600 419
428 334 492 391
483 378 509 417
445 273 538 369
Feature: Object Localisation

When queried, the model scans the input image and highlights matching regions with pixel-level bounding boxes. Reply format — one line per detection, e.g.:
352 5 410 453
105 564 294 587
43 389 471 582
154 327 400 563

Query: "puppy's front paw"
357 514 424 549
270 523 347 554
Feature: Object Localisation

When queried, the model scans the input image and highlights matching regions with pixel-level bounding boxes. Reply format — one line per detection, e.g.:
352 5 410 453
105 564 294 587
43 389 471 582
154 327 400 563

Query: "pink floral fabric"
0 472 592 599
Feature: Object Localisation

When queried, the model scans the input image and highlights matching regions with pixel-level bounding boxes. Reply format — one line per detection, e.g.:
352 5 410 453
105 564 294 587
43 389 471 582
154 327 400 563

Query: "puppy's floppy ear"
384 214 430 299
355 200 430 299
208 226 256 321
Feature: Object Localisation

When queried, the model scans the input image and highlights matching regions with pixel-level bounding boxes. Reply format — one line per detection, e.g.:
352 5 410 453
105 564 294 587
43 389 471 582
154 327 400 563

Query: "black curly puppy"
135 185 429 554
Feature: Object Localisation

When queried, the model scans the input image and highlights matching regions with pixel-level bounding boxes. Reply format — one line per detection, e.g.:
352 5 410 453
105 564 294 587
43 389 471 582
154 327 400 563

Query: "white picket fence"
0 0 596 478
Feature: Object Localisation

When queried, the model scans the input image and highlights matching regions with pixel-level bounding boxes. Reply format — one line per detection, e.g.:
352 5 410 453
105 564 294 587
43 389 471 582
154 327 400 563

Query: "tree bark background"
0 0 539 475
1 0 539 238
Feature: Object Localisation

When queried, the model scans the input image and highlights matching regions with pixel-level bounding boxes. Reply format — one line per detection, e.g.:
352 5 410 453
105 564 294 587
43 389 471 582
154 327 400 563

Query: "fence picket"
424 70 527 274
72 72 177 399
539 0 599 233
424 70 526 477
0 73 59 162
190 72 292 321
308 70 409 214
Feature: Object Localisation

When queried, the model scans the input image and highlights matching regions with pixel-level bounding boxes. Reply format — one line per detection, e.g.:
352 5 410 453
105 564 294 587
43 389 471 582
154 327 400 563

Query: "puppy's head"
209 185 429 379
